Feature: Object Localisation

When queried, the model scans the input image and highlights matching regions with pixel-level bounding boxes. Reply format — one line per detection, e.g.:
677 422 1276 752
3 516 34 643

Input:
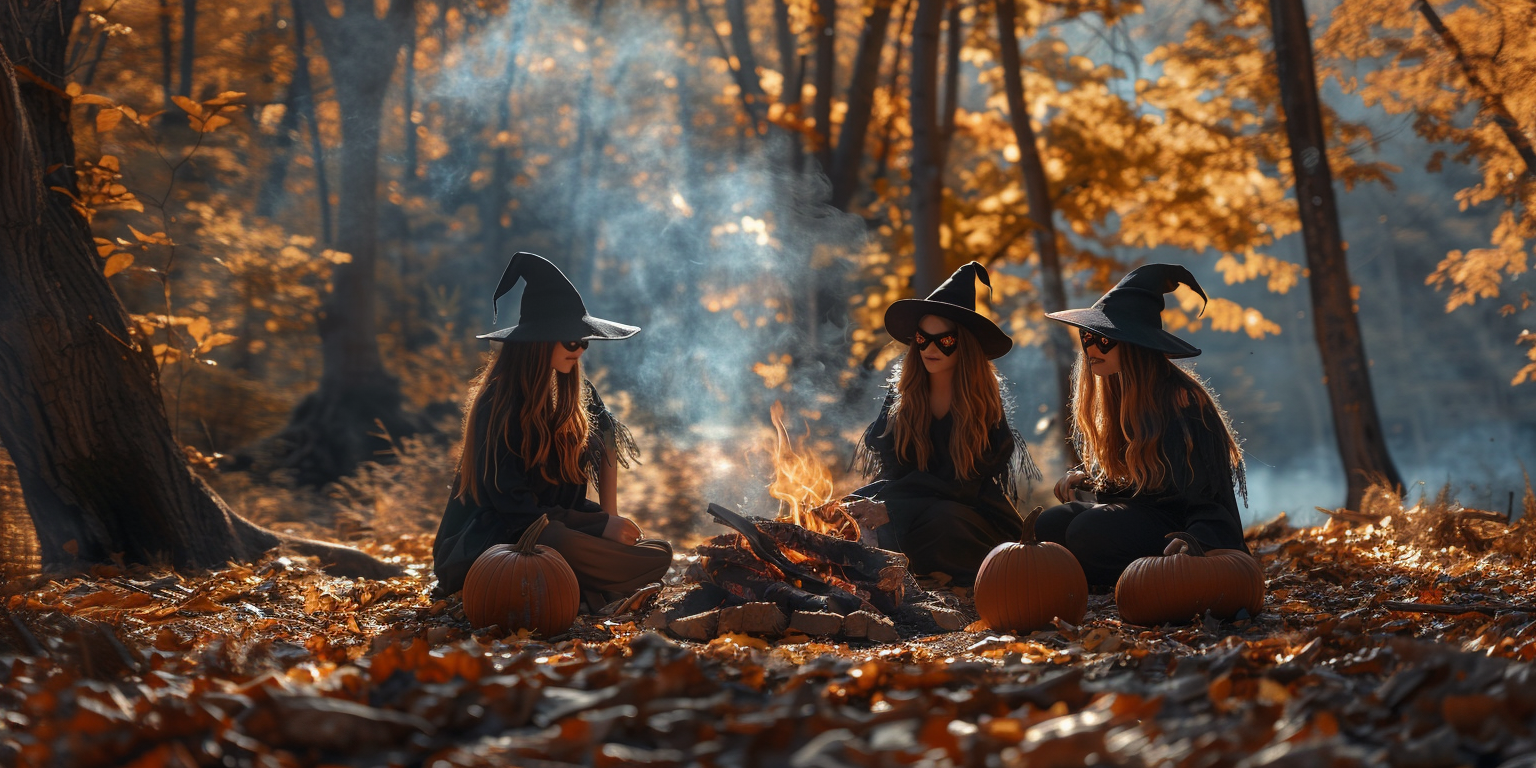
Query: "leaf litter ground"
4 485 1536 767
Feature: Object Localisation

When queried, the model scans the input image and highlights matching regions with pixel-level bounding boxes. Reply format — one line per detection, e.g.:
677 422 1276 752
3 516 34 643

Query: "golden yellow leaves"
1162 286 1282 340
70 85 153 135
173 91 246 133
1215 252 1303 294
1514 331 1536 386
52 155 142 224
93 222 173 278
74 84 245 135
129 314 236 366
1425 210 1529 313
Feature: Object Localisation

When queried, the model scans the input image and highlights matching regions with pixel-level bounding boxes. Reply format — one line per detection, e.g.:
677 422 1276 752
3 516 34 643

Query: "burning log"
655 403 967 644
706 504 867 613
757 520 910 595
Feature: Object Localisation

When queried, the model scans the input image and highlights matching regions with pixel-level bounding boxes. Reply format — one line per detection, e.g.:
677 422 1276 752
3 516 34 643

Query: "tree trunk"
486 0 529 257
937 0 960 171
772 0 804 173
996 0 1078 469
158 0 174 113
403 14 419 181
726 0 768 124
565 0 606 294
871 0 915 193
178 0 196 98
1269 0 1401 509
0 4 389 578
0 444 40 582
80 31 109 86
811 0 836 172
255 71 304 220
265 0 416 485
289 1 333 245
828 0 895 211
909 0 945 293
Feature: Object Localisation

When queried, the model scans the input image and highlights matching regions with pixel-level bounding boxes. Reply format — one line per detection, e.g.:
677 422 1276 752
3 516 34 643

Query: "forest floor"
3 482 1536 767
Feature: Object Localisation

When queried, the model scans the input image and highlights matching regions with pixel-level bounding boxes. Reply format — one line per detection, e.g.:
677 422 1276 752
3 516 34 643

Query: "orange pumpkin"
462 515 580 636
1115 533 1264 625
973 507 1089 631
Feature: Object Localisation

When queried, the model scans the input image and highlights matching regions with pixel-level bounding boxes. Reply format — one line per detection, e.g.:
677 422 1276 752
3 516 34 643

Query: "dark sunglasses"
561 339 589 352
1079 329 1118 354
913 330 960 356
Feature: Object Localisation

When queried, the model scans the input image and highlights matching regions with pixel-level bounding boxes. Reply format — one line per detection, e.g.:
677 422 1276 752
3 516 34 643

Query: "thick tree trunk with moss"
265 0 418 486
996 0 1079 469
1270 0 1401 509
0 3 390 577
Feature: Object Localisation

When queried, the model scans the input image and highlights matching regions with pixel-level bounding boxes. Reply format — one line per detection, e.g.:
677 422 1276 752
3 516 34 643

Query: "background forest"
5 0 1536 559
10 2 1536 766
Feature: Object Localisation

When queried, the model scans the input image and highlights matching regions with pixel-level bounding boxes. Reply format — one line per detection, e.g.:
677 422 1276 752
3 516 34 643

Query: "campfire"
646 403 965 643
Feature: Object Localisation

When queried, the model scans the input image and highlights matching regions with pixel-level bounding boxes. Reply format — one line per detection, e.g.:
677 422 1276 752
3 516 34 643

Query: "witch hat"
477 252 640 342
884 261 1013 359
1045 263 1208 358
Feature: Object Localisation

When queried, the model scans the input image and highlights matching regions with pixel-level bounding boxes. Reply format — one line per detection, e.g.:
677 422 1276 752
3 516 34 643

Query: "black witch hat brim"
1045 307 1201 358
1046 263 1207 359
885 300 1013 359
476 252 641 343
476 314 640 342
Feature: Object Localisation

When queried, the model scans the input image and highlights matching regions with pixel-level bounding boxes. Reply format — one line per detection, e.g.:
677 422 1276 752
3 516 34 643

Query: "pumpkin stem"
517 515 552 554
1163 532 1206 557
1021 506 1044 543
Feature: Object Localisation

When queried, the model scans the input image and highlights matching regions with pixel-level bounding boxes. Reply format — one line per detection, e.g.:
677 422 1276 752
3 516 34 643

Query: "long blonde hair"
885 325 1004 479
455 341 592 504
1071 342 1242 493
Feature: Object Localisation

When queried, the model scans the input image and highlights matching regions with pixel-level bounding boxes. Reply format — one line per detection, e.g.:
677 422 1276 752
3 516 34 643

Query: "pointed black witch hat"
476 252 640 342
1045 263 1208 358
883 261 1013 359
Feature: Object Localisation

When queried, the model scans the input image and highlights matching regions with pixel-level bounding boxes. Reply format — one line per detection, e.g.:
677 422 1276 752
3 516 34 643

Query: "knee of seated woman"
1061 506 1130 548
602 516 643 545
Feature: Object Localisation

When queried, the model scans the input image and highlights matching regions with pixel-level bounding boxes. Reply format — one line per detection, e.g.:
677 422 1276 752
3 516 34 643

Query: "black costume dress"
431 381 671 606
1036 402 1247 587
851 392 1039 585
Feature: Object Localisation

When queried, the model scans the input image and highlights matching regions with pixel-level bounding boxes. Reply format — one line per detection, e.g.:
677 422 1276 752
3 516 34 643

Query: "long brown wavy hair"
885 324 1004 479
455 341 592 504
1071 341 1242 493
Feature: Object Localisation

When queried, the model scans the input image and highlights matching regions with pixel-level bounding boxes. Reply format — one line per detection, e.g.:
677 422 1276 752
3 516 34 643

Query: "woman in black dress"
431 253 672 609
851 262 1039 585
1039 264 1247 587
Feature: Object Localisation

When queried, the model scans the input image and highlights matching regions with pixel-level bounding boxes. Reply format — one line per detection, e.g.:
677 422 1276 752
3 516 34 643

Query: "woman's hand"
1053 471 1089 504
602 515 642 546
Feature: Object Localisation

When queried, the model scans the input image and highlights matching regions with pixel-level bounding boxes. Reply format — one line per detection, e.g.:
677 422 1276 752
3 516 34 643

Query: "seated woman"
432 253 672 610
1039 263 1247 587
851 262 1039 586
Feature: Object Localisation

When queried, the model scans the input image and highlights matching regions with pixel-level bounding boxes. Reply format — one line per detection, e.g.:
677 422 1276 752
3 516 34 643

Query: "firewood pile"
644 502 968 644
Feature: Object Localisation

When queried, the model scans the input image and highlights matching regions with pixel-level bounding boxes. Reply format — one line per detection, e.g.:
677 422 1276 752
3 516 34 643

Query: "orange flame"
764 403 861 541
767 400 836 532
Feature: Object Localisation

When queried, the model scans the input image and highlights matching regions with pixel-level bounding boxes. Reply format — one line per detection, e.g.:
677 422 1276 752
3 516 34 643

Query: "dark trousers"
537 519 673 610
879 498 1012 586
1035 502 1182 587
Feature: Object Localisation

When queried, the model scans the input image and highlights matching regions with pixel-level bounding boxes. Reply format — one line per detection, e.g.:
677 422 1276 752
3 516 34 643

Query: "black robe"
851 391 1040 584
431 380 638 597
1036 400 1248 586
